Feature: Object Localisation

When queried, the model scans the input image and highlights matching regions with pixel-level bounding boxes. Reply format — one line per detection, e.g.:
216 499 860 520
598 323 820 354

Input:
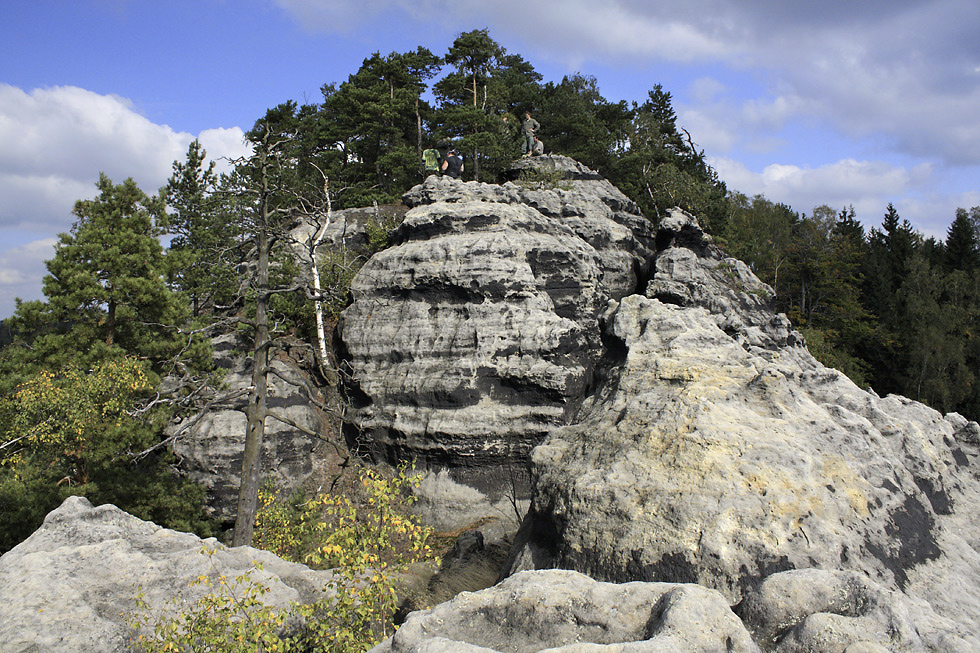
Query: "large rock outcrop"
338 156 654 496
0 496 333 653
372 566 940 653
505 209 980 649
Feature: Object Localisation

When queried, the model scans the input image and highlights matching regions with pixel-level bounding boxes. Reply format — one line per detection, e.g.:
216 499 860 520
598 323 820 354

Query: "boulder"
737 568 933 652
371 569 761 653
0 496 334 653
505 210 980 648
339 157 654 498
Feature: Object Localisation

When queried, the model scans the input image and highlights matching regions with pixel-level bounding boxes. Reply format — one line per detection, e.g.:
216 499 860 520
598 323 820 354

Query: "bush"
0 359 213 553
131 466 437 652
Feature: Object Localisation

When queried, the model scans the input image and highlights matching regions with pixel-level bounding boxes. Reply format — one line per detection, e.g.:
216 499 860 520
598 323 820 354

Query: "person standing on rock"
441 149 464 179
521 111 540 157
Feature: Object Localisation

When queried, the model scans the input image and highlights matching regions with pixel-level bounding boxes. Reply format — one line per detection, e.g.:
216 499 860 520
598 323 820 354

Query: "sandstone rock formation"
372 566 944 653
371 569 762 653
171 333 322 523
9 156 979 652
338 156 654 497
0 496 333 653
504 208 980 650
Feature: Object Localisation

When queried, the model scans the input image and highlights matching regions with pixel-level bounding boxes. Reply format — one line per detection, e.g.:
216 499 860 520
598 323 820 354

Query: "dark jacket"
442 153 463 178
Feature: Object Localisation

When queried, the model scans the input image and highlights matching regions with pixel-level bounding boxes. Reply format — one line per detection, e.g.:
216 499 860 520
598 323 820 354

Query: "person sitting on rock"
532 135 545 156
441 149 464 179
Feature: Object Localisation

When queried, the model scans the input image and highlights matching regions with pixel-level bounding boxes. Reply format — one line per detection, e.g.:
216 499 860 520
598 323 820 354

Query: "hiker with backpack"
422 146 441 177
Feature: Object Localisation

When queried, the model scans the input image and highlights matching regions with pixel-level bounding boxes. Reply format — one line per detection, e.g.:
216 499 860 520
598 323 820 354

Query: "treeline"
722 198 980 420
256 29 730 231
1 29 978 553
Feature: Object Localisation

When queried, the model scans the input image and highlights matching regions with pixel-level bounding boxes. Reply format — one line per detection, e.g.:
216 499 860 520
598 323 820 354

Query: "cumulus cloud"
0 84 247 319
0 238 56 319
710 155 937 227
0 84 245 232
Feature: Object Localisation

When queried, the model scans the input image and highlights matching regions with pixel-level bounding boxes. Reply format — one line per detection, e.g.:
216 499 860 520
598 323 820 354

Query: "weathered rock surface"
737 568 931 652
0 496 333 653
172 334 322 523
505 210 980 649
371 569 762 653
338 157 654 497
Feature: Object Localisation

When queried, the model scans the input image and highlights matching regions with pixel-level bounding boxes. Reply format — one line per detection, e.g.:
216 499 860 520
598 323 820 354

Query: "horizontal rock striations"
172 334 322 523
505 210 980 649
338 157 654 497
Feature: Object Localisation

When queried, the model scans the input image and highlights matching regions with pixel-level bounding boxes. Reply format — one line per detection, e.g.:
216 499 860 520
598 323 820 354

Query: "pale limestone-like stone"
371 569 761 653
505 210 980 650
0 496 334 653
340 160 655 498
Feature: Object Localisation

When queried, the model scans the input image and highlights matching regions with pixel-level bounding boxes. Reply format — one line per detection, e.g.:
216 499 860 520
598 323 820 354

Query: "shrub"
131 466 437 652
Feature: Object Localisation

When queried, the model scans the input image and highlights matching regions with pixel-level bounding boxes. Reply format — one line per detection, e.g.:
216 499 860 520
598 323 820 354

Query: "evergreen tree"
535 74 631 176
611 84 728 228
721 193 798 298
322 48 441 203
47 174 173 348
165 140 243 316
0 175 215 552
945 207 980 272
433 30 542 181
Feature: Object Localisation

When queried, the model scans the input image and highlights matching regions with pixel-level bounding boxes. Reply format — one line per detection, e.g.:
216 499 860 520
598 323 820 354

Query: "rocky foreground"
2 156 979 652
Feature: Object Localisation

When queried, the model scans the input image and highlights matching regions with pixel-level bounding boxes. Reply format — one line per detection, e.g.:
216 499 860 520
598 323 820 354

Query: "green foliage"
432 30 540 181
799 326 871 388
131 467 437 652
129 550 293 653
0 359 213 552
321 47 442 203
46 174 181 350
609 84 729 228
535 74 631 177
165 140 245 316
722 197 980 419
515 166 571 191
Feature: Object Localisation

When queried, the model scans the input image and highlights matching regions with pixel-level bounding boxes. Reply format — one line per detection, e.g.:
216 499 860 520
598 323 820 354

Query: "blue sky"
2 0 979 318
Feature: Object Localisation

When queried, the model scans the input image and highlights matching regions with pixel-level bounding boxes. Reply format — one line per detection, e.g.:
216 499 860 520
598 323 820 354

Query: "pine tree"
165 140 243 316
945 207 980 272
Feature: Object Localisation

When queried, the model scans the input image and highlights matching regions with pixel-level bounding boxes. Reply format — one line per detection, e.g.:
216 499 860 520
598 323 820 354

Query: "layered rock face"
338 156 654 496
0 496 333 653
172 334 322 522
505 210 980 649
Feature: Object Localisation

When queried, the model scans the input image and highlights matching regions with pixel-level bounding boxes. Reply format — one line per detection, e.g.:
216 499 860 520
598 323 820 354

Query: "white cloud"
710 155 937 227
0 238 56 319
0 84 247 319
197 127 251 176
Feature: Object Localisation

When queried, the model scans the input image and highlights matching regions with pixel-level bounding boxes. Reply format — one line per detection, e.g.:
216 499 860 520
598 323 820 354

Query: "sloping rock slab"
505 211 980 648
0 496 333 653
